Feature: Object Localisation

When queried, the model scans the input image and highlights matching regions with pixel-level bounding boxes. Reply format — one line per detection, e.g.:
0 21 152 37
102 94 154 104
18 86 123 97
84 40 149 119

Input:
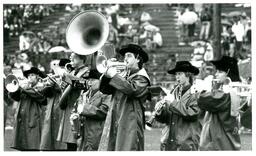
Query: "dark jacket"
9 84 47 150
77 90 110 151
198 90 241 150
57 66 89 144
155 85 202 151
98 68 150 151
40 84 66 150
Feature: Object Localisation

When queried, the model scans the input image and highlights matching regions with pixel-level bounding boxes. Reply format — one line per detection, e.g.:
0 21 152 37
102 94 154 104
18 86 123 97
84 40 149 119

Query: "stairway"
221 3 251 17
3 8 74 55
141 4 194 85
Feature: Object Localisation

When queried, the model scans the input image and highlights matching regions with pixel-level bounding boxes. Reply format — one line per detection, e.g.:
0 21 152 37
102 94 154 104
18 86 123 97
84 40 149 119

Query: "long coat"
9 86 47 150
57 66 89 144
198 91 241 150
40 84 66 150
77 90 110 151
98 68 151 151
155 85 202 151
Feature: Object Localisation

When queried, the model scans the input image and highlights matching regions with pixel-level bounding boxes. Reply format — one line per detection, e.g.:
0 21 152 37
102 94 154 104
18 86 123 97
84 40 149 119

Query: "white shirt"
232 21 245 42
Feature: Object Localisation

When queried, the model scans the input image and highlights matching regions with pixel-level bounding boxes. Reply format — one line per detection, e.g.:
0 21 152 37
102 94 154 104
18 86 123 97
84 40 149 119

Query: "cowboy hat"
168 61 199 75
23 67 46 78
118 44 149 63
211 56 241 82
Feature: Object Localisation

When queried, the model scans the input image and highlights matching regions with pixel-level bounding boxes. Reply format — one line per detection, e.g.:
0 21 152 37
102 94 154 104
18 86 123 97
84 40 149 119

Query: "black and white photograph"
2 0 253 152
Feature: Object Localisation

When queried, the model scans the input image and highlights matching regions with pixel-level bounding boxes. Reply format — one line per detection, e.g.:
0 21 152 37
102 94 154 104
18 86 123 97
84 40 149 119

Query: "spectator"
191 42 205 68
180 6 198 43
199 5 212 40
231 16 245 59
139 12 162 50
204 43 214 61
107 17 119 46
244 20 251 45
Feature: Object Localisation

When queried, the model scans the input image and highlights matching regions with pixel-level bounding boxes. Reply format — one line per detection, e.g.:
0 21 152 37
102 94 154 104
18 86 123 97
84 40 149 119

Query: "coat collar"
128 68 150 84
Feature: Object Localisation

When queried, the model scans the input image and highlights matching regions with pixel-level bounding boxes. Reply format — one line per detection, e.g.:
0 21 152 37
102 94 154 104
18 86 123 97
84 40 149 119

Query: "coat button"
172 122 175 125
170 139 174 142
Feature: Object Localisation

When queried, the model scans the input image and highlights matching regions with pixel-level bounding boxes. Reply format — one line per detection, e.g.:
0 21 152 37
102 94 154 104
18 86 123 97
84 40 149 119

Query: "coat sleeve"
8 89 22 101
21 87 47 105
198 90 230 112
40 83 62 98
99 76 116 95
109 74 149 98
80 95 110 120
155 106 171 124
168 93 200 120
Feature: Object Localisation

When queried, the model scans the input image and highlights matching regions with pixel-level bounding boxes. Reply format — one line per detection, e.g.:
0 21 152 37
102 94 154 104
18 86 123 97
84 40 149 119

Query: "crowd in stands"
175 4 251 72
4 4 163 75
3 4 65 42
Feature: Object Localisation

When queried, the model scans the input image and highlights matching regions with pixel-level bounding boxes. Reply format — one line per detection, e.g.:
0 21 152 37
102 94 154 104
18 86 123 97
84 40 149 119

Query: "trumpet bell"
96 55 108 73
5 74 19 93
66 10 109 56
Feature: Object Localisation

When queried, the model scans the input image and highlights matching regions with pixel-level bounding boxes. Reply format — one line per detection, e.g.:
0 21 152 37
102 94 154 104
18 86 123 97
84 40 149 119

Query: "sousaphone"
66 10 109 55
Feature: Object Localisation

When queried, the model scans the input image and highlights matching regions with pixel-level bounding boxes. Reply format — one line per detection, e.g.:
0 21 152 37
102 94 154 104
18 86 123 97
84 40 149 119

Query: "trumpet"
5 74 20 93
41 74 62 84
96 55 128 77
4 74 31 93
146 99 166 127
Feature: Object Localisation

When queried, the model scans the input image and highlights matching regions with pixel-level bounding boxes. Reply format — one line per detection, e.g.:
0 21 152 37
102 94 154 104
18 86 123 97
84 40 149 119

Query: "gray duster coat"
9 85 47 150
98 68 151 151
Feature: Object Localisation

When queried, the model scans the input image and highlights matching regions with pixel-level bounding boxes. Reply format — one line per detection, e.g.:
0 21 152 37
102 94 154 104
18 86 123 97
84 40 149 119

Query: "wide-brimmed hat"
87 69 102 80
168 61 199 75
59 58 71 67
211 56 241 82
118 44 149 63
23 67 46 78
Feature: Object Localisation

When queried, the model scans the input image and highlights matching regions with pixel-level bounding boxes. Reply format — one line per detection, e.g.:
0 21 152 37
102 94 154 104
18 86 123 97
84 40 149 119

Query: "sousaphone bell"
66 10 109 56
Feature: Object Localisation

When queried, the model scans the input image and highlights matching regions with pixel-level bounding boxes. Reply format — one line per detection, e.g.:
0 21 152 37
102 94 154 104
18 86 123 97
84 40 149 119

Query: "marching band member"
198 56 241 150
40 58 72 151
57 52 90 151
98 44 151 151
76 69 111 151
40 75 66 151
8 67 48 151
154 61 202 151
58 58 73 90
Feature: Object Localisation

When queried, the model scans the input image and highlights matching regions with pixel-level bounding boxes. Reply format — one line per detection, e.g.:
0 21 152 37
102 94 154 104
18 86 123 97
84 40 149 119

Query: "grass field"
4 128 252 151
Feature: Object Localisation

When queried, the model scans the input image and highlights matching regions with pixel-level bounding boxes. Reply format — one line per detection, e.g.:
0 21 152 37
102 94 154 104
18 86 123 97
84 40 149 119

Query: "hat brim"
87 69 102 79
168 66 199 75
23 68 46 78
119 47 149 63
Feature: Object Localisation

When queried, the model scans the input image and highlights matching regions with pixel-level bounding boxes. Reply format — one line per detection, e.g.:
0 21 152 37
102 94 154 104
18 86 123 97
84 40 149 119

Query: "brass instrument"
5 74 20 93
41 74 61 84
96 54 128 77
66 10 109 56
64 63 74 72
65 10 110 135
211 78 251 97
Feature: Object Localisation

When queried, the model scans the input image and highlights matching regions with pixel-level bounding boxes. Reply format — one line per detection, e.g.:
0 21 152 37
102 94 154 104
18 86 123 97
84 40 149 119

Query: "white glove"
77 103 84 114
105 67 117 78
164 93 175 104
